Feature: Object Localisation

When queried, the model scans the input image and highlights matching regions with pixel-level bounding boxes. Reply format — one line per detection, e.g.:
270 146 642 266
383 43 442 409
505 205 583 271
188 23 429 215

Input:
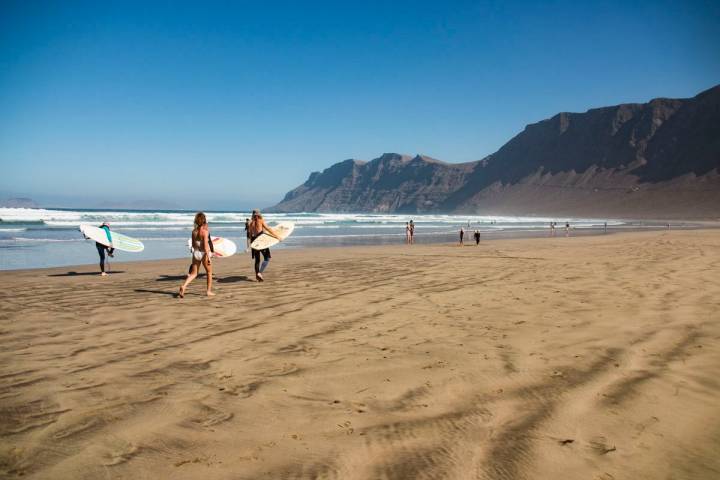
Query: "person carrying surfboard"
248 210 281 282
179 212 215 297
96 222 115 276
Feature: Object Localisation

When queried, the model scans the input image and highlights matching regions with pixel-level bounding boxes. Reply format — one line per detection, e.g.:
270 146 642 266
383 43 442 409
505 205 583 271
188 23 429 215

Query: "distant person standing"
604 222 607 234
409 220 415 244
244 218 251 249
565 222 570 237
95 221 114 276
405 222 411 244
550 222 555 237
474 229 480 245
459 227 465 246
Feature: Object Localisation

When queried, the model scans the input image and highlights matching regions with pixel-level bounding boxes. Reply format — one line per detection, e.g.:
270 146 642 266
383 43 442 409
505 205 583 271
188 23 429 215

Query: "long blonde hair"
193 212 207 234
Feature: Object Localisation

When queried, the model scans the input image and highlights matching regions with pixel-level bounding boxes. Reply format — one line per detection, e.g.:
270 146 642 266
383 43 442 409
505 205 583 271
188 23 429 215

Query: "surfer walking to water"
179 212 214 298
248 210 281 282
95 222 114 276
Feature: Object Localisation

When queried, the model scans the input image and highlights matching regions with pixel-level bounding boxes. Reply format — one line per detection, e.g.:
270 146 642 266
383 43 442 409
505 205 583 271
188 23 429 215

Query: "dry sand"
1 230 719 479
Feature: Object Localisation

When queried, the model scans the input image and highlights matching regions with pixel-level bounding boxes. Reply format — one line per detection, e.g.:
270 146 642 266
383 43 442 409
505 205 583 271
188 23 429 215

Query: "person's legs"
253 250 261 275
203 255 214 296
259 249 271 273
96 244 107 274
179 260 200 297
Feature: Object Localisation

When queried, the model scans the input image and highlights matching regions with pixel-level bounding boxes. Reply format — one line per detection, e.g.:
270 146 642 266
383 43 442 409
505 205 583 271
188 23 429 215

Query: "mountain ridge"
270 85 720 218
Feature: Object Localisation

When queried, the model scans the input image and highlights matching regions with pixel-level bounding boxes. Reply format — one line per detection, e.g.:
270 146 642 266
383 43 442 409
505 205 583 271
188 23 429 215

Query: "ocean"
0 207 671 270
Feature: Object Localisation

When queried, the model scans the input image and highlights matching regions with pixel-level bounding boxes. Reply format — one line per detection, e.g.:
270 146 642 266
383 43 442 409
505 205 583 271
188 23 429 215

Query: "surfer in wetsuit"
459 227 465 246
248 210 281 282
179 212 214 297
96 222 115 276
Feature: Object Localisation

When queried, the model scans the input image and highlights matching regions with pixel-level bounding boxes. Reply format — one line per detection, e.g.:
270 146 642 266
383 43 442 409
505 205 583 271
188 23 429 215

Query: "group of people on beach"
178 209 280 297
549 221 571 237
92 210 281 298
458 227 481 246
405 220 415 244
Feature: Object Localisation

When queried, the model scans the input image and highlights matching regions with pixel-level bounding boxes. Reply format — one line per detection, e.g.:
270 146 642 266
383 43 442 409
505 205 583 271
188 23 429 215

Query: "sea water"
0 207 675 270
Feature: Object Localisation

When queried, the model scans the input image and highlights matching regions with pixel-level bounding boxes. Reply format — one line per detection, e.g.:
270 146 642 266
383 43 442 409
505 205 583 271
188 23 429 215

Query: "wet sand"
1 230 719 479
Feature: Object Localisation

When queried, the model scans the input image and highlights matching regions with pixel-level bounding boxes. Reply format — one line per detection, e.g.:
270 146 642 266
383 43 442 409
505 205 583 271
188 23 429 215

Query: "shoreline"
2 222 717 273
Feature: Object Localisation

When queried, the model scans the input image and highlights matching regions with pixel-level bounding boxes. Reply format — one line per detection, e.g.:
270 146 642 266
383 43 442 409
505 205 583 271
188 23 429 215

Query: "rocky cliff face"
270 85 720 217
276 154 475 213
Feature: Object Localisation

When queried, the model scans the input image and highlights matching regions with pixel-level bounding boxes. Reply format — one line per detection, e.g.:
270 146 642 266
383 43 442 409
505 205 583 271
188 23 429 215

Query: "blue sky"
1 0 718 209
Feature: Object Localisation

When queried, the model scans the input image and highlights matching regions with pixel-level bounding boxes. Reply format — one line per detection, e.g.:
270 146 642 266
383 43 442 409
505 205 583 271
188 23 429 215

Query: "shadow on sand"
217 275 252 283
156 274 189 281
48 271 126 277
155 274 252 283
134 288 178 297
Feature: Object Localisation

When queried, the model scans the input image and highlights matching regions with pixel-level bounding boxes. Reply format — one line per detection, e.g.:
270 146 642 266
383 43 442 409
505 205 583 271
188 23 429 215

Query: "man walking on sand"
474 229 480 245
459 227 465 246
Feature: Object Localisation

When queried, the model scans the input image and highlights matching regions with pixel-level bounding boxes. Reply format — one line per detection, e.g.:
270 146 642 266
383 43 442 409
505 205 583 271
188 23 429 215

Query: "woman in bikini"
248 210 281 282
179 212 214 297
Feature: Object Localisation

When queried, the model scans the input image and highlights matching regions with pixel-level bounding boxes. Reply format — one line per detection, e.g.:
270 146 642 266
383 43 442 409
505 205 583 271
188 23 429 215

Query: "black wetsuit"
474 232 480 245
250 233 271 274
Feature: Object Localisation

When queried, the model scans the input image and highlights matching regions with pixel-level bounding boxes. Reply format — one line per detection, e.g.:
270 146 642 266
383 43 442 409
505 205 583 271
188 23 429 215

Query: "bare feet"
178 286 185 298
256 273 264 282
206 291 216 297
101 272 108 276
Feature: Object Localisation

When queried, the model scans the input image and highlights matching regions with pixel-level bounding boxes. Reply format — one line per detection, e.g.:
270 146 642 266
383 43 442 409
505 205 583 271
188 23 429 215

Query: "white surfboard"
187 236 237 258
80 225 144 252
250 221 294 250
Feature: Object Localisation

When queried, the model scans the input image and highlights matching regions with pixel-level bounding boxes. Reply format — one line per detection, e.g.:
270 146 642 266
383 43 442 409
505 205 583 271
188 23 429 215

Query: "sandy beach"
1 230 719 479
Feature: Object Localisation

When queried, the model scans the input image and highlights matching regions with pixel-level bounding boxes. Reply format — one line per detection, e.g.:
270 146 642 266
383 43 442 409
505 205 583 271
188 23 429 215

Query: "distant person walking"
248 210 281 282
474 229 480 245
95 221 114 276
565 222 570 237
179 212 214 298
459 227 465 246
604 222 607 234
550 222 555 237
405 222 411 244
244 218 251 250
409 220 415 244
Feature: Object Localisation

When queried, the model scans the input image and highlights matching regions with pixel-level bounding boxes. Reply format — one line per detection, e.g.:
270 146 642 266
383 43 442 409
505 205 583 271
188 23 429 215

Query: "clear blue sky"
1 0 718 209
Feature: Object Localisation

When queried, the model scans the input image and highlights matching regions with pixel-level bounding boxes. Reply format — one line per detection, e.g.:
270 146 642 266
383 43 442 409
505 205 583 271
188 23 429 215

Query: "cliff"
270 85 720 218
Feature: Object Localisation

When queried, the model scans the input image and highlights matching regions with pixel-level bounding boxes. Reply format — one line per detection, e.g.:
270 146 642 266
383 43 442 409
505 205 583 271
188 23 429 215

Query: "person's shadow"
48 271 125 277
155 274 251 283
134 288 178 297
217 275 251 283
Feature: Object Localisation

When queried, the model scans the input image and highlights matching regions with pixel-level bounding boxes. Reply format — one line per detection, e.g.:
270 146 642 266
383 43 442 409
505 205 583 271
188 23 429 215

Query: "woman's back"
192 225 208 250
